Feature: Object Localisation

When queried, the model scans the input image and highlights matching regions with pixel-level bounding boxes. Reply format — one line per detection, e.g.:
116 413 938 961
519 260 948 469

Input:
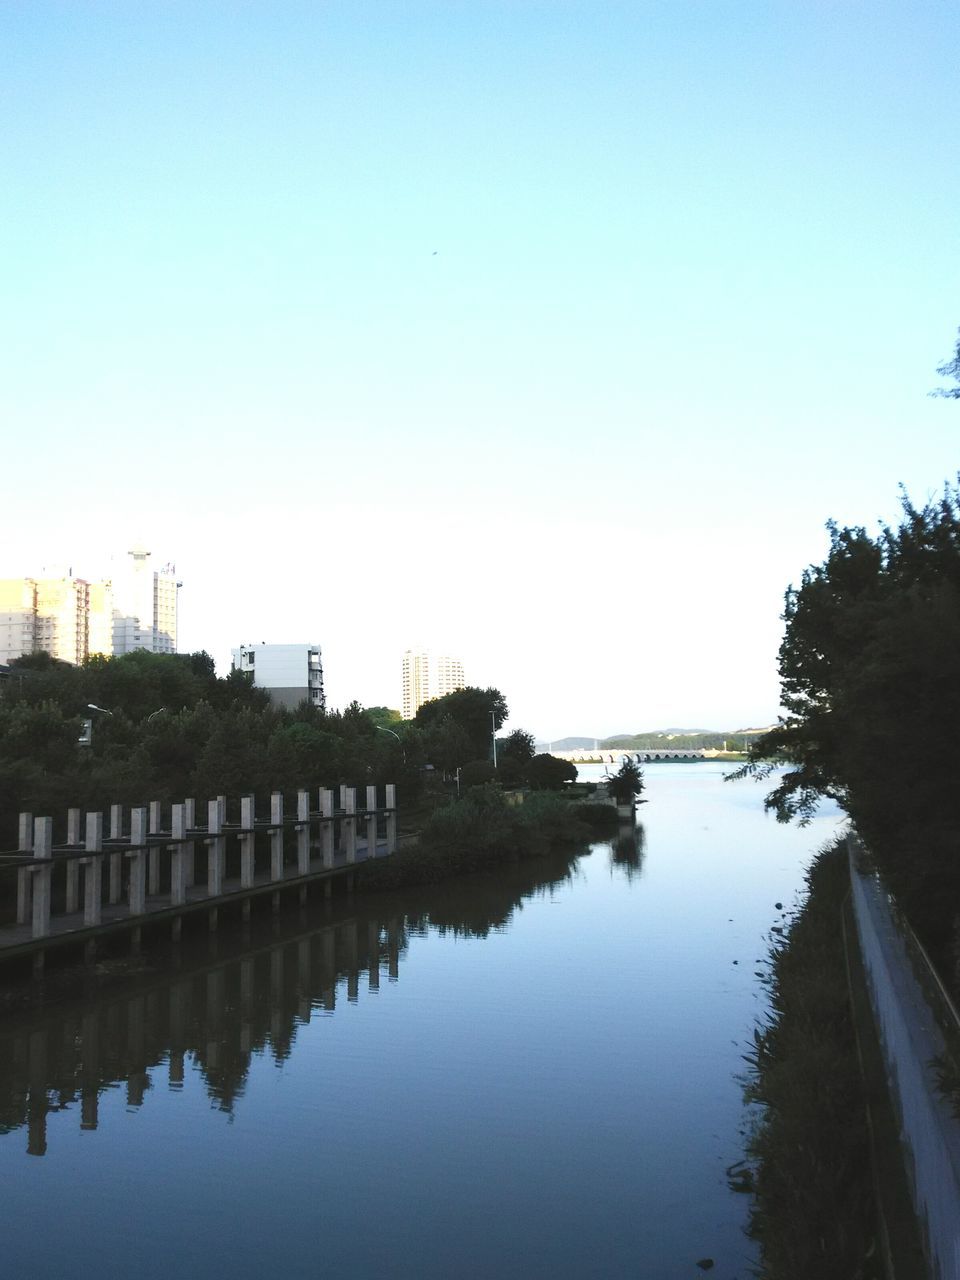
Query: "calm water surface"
0 764 841 1278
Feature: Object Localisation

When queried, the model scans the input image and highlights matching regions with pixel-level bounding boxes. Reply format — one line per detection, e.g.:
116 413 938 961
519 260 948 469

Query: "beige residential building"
34 577 89 665
0 550 179 665
0 579 38 665
401 649 465 719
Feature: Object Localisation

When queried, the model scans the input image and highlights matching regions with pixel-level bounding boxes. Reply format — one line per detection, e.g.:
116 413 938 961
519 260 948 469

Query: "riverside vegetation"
0 652 617 879
738 480 960 1276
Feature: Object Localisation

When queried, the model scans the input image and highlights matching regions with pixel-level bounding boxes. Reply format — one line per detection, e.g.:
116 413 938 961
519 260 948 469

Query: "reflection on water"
0 764 841 1280
610 821 647 881
0 848 582 1154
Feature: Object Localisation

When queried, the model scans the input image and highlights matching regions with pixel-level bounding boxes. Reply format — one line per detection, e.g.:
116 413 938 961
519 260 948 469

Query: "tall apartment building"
401 649 465 719
231 644 325 711
0 580 40 665
110 546 179 655
0 548 179 665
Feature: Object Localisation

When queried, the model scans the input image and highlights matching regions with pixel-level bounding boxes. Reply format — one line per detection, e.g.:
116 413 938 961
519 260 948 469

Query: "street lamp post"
375 725 406 762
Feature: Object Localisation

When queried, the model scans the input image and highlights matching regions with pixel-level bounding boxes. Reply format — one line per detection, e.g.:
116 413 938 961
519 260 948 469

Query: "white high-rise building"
401 649 465 719
231 643 325 711
109 546 179 655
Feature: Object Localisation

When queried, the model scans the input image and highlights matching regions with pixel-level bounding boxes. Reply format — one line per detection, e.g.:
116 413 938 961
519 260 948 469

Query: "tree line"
0 653 574 848
741 481 960 967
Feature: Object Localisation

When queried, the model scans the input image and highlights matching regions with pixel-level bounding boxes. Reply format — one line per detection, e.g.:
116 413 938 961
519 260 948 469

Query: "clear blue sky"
2 1 958 739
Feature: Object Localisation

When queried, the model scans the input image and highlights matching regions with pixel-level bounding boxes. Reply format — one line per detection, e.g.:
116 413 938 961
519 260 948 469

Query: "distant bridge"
549 749 707 764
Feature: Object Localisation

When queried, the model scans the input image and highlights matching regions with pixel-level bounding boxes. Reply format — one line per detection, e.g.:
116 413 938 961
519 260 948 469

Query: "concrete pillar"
385 783 397 810
206 799 224 896
16 812 33 925
67 807 81 845
319 788 334 818
31 817 53 940
147 801 162 894
297 825 310 876
339 784 349 811
240 795 256 889
343 817 357 864
65 857 80 915
366 816 378 860
66 812 82 903
127 808 147 915
170 804 187 906
386 811 398 855
365 785 377 815
321 822 335 870
127 854 146 916
217 795 227 826
207 838 224 896
83 811 104 926
181 799 196 886
270 792 284 881
108 803 123 906
342 788 357 863
297 789 309 822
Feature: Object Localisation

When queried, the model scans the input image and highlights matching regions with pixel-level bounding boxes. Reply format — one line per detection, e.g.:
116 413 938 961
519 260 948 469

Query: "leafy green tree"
604 758 646 805
933 328 960 398
495 728 536 787
415 686 508 761
527 753 577 790
422 715 473 775
739 486 960 956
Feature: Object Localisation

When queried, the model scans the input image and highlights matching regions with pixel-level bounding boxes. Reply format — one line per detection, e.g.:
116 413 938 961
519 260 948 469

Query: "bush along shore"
741 840 883 1280
356 785 619 891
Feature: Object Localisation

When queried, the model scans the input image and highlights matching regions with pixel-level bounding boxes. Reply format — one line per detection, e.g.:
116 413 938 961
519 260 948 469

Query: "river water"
0 763 841 1279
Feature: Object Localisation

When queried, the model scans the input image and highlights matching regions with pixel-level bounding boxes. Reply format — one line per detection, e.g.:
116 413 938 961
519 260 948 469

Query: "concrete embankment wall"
849 838 960 1278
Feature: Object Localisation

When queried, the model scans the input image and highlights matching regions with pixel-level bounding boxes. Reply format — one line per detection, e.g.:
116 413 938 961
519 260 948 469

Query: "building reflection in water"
0 845 584 1157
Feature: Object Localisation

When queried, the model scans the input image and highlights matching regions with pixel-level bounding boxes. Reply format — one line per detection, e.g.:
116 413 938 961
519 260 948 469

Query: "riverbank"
743 840 923 1278
357 786 620 890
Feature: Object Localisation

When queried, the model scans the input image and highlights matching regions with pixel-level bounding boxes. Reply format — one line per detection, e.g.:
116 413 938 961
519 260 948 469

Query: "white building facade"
231 644 325 711
0 548 179 665
401 649 465 719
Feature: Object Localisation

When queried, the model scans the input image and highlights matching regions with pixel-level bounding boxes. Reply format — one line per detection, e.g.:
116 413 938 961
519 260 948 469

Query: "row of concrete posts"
9 785 397 944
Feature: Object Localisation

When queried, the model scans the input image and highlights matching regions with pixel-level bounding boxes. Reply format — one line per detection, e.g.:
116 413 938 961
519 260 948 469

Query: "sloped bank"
742 840 923 1279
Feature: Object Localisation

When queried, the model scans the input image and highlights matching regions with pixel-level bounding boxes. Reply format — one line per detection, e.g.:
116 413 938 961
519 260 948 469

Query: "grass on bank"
357 784 619 890
743 840 883 1280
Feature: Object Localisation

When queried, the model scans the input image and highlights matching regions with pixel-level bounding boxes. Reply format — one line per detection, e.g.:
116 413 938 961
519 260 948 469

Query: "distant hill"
537 728 773 752
534 736 599 751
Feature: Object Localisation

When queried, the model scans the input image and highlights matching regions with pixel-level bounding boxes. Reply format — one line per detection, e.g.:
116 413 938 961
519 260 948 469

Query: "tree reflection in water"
609 823 646 882
0 844 587 1154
